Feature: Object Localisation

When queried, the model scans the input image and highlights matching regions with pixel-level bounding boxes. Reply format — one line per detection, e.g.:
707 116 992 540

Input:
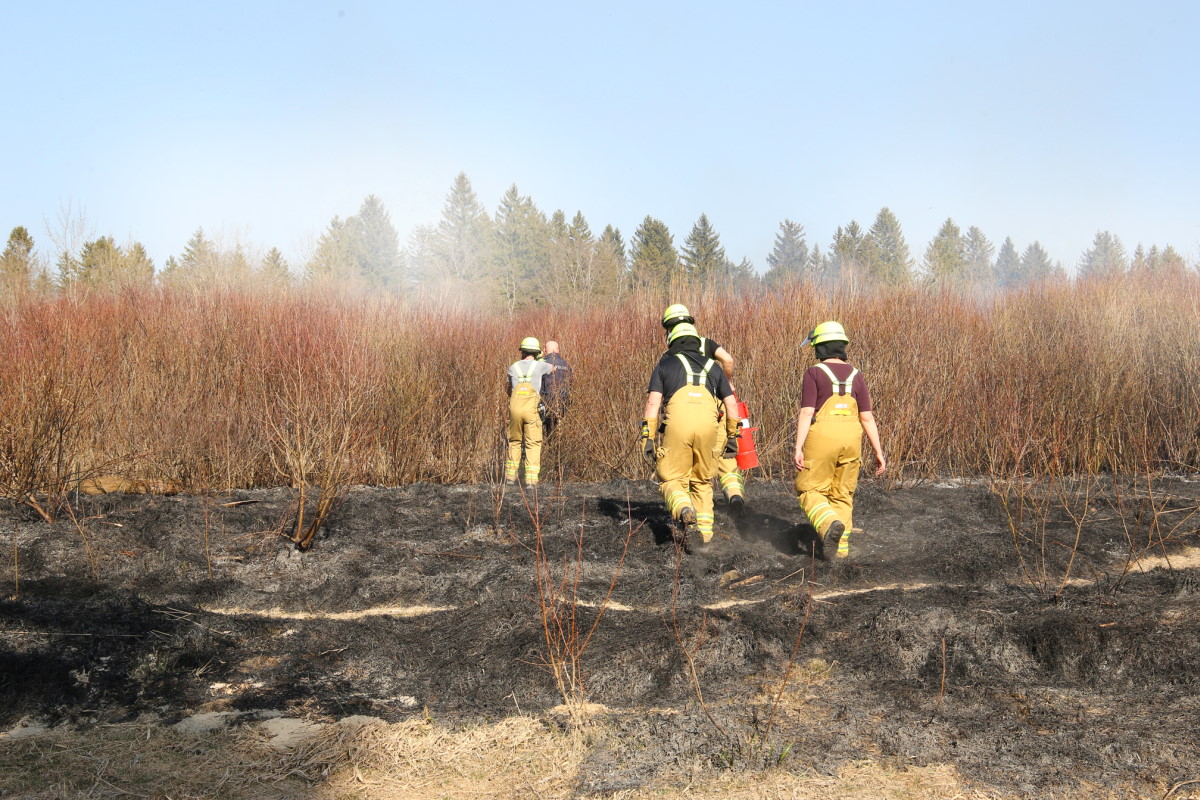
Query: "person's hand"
723 436 739 459
640 421 656 465
874 454 887 476
793 449 805 471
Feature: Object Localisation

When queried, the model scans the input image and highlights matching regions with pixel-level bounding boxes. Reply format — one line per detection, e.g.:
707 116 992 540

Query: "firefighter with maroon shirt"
793 322 886 557
660 304 747 515
641 323 740 548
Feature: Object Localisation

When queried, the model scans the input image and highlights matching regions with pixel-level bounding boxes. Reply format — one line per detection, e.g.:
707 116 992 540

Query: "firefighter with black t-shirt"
659 304 748 515
641 322 740 548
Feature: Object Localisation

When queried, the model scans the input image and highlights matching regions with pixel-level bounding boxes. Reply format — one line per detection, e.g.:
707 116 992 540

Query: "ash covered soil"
2 477 1199 795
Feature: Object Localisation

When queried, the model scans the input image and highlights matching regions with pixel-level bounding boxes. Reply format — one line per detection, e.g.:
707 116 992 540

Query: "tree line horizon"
1 172 1192 307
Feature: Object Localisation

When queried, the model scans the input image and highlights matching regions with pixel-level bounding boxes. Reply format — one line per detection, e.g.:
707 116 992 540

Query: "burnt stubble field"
2 476 1198 798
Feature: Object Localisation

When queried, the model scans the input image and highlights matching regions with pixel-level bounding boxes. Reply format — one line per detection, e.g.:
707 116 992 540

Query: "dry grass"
0 274 1197 498
0 715 1178 800
0 716 585 800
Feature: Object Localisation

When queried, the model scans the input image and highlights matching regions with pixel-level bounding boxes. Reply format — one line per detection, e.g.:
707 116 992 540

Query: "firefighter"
506 337 556 486
793 321 886 557
642 322 740 548
660 304 747 515
540 340 571 438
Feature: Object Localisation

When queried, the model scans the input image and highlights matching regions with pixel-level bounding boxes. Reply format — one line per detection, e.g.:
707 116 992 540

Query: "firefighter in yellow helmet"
793 322 886 557
660 304 747 516
642 322 740 549
505 337 557 486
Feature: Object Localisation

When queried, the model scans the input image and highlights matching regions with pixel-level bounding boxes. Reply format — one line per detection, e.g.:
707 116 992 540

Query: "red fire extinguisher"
734 397 759 470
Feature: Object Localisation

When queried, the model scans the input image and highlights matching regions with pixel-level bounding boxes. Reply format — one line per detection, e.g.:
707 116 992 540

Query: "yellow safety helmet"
666 322 700 343
801 321 849 347
661 304 694 329
519 336 542 354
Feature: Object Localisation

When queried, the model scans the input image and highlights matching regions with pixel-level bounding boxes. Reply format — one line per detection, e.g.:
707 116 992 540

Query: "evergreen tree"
717 256 756 287
1020 241 1054 282
122 241 155 286
962 226 995 286
596 225 628 296
807 243 829 281
305 217 357 284
58 236 154 289
1077 230 1127 279
542 209 574 302
830 221 867 283
1156 245 1187 274
181 228 218 276
865 207 912 285
923 218 966 286
764 219 809 286
994 237 1021 288
160 255 181 284
492 185 550 311
353 194 403 289
224 243 253 285
1136 243 1187 275
429 172 493 285
76 236 123 286
1130 243 1148 273
680 213 727 285
1 226 35 295
629 216 679 290
260 247 291 286
565 210 612 298
160 227 231 288
405 225 434 285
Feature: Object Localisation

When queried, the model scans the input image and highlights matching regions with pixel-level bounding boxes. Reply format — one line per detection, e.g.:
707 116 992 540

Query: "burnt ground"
1 476 1199 796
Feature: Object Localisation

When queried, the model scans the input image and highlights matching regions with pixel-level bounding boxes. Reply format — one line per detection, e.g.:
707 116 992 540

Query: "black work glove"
538 401 548 421
723 435 739 459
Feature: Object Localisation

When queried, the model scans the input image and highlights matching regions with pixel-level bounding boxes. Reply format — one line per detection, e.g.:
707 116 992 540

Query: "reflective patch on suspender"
513 361 536 394
817 363 857 416
676 354 716 403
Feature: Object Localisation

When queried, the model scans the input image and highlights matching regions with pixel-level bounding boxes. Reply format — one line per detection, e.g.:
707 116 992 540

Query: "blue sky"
3 0 1198 273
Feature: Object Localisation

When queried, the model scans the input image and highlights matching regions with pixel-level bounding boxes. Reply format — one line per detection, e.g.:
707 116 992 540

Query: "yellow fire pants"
795 408 861 550
506 391 543 484
713 416 745 501
657 391 722 541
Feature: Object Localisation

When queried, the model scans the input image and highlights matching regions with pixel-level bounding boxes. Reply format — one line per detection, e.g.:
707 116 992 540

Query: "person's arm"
713 345 735 390
643 391 663 422
721 393 740 435
793 406 815 470
859 410 886 475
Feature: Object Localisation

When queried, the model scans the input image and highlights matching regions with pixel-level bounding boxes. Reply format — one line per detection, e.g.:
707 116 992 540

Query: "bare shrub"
520 490 637 724
0 274 1193 493
250 294 384 550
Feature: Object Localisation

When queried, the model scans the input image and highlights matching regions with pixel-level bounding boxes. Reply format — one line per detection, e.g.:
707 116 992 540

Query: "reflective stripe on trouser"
657 386 720 542
718 460 744 500
712 417 745 501
795 402 862 543
507 389 543 483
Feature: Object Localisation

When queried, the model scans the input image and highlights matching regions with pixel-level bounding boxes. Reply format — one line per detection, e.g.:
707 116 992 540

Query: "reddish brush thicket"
0 275 1196 494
